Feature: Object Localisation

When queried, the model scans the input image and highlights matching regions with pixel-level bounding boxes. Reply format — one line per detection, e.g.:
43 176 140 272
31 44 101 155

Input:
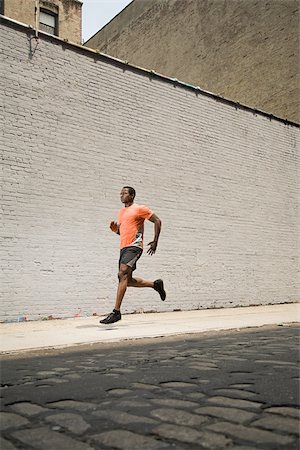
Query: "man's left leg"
100 247 166 324
100 263 131 324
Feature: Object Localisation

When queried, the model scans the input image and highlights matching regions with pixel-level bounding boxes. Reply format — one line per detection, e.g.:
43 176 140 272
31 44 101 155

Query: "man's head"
120 186 136 204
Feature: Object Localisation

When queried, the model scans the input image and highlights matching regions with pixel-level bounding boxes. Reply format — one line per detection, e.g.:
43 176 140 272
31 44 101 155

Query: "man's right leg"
127 276 154 288
128 275 166 301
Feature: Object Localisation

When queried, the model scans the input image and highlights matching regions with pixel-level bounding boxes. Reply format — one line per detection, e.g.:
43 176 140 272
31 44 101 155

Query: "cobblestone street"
1 324 299 450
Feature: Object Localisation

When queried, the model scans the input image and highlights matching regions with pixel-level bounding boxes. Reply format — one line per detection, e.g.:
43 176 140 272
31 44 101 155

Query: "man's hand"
147 214 161 255
147 240 157 255
110 221 119 234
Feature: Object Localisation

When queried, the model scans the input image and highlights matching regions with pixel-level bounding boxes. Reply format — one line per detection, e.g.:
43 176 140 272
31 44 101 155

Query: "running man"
100 186 166 324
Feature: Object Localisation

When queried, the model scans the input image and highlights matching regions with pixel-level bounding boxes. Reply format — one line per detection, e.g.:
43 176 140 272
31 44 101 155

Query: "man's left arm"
147 213 162 255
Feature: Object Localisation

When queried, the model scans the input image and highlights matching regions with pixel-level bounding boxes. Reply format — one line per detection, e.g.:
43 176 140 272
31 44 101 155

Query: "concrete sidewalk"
0 303 299 354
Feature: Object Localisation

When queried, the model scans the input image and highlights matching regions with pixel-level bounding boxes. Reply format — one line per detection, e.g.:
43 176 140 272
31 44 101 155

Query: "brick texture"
86 0 299 124
0 18 299 321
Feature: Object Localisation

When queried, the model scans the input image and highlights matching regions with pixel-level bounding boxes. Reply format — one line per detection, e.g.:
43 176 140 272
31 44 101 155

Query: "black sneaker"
154 279 166 301
100 309 121 324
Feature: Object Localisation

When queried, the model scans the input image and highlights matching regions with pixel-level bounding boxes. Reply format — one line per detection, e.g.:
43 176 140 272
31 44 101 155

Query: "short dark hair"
123 186 136 199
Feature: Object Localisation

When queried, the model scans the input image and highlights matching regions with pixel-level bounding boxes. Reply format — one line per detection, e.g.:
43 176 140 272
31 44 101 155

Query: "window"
39 9 58 35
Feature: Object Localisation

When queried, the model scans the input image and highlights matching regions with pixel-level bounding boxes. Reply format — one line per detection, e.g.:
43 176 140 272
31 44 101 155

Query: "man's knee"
127 277 135 287
118 265 131 282
118 271 127 282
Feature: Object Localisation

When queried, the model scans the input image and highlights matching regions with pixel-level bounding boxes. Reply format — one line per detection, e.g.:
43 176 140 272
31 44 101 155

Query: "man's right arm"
110 221 120 235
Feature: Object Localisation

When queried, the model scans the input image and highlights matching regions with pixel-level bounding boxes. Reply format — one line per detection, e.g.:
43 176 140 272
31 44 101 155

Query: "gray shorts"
119 246 143 272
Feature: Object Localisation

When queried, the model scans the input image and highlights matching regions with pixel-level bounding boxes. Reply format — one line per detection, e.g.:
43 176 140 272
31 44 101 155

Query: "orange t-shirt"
118 203 153 249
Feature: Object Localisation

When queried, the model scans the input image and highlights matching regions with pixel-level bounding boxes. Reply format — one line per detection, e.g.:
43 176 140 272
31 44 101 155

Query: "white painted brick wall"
1 19 299 321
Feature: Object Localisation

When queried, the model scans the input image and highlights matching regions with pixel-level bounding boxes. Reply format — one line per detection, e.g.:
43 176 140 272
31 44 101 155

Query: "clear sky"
82 0 133 43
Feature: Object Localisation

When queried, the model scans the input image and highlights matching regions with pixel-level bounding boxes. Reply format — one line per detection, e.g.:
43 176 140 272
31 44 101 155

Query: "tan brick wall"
1 18 299 321
3 0 82 43
86 0 299 123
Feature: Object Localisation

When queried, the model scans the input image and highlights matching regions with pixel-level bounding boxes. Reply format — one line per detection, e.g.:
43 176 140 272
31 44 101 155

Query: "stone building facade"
0 0 82 43
85 0 299 124
1 16 299 321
